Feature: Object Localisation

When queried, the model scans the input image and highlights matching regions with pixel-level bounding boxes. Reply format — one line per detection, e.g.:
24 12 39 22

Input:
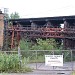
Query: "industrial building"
0 10 75 50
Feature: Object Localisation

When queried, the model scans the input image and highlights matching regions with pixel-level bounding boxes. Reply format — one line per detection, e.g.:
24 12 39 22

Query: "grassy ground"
72 72 75 75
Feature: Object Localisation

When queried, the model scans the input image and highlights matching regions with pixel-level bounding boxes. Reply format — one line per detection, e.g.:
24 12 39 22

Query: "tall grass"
0 52 32 73
0 53 19 72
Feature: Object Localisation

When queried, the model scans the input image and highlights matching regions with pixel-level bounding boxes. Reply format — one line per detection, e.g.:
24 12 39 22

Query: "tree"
10 12 20 19
3 8 20 19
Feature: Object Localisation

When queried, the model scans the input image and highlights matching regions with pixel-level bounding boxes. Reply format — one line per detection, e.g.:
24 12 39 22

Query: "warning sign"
45 55 63 66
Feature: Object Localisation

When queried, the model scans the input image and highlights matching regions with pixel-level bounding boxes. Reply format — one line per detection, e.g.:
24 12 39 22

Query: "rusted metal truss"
6 26 75 49
4 16 75 50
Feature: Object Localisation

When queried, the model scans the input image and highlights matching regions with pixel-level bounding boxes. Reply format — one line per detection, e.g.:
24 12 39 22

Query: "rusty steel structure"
4 16 75 50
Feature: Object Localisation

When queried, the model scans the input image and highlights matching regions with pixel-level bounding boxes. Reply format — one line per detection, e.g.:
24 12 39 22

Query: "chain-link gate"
21 50 73 71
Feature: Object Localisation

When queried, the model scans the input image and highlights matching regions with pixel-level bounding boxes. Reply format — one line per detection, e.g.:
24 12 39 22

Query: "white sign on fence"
45 55 63 66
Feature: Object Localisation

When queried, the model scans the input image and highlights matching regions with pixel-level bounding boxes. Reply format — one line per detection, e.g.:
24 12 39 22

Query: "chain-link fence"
0 50 75 72
20 50 74 71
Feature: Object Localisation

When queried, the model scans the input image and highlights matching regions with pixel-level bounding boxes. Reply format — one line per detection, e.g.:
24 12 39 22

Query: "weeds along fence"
0 51 32 73
0 50 75 71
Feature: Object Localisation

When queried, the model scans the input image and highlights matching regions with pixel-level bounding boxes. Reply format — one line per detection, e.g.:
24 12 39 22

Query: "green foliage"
20 39 31 50
0 52 32 73
10 12 20 19
31 38 57 50
20 38 58 50
72 71 75 75
0 53 19 72
4 10 20 20
19 38 60 63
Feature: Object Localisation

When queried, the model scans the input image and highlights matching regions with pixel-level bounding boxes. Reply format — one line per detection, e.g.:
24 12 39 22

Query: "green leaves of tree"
10 12 20 19
4 12 20 19
31 38 57 50
20 38 58 50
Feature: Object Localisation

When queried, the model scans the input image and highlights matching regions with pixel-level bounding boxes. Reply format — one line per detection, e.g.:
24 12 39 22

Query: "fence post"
36 50 37 69
52 50 55 74
71 50 73 71
18 46 22 69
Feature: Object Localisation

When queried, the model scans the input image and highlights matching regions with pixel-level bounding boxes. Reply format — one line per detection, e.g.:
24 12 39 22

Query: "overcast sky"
0 0 75 18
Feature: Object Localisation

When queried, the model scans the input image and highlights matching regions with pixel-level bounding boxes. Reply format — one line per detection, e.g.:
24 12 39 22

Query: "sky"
0 0 75 18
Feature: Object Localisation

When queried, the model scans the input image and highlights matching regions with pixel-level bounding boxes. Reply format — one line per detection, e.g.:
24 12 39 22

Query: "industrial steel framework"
4 16 75 50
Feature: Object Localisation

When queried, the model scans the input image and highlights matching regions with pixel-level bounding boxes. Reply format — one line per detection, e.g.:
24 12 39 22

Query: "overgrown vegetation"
72 71 75 75
20 38 62 63
0 52 32 73
1 38 72 73
20 38 58 50
20 38 73 62
20 39 31 50
31 38 58 50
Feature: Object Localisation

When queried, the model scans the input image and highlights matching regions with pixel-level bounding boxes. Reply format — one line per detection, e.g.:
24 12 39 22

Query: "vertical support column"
63 38 70 50
66 39 70 49
16 24 20 47
64 20 69 28
63 39 66 49
45 21 55 39
45 21 53 39
71 40 75 49
3 20 8 50
63 20 69 49
45 21 53 28
73 40 75 49
11 23 21 49
63 21 75 49
0 10 4 49
30 21 37 39
11 26 14 49
31 21 37 30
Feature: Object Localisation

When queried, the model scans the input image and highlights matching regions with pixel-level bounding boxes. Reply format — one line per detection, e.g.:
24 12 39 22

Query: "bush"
0 53 18 72
31 38 58 50
20 39 31 50
20 38 58 50
0 52 32 73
